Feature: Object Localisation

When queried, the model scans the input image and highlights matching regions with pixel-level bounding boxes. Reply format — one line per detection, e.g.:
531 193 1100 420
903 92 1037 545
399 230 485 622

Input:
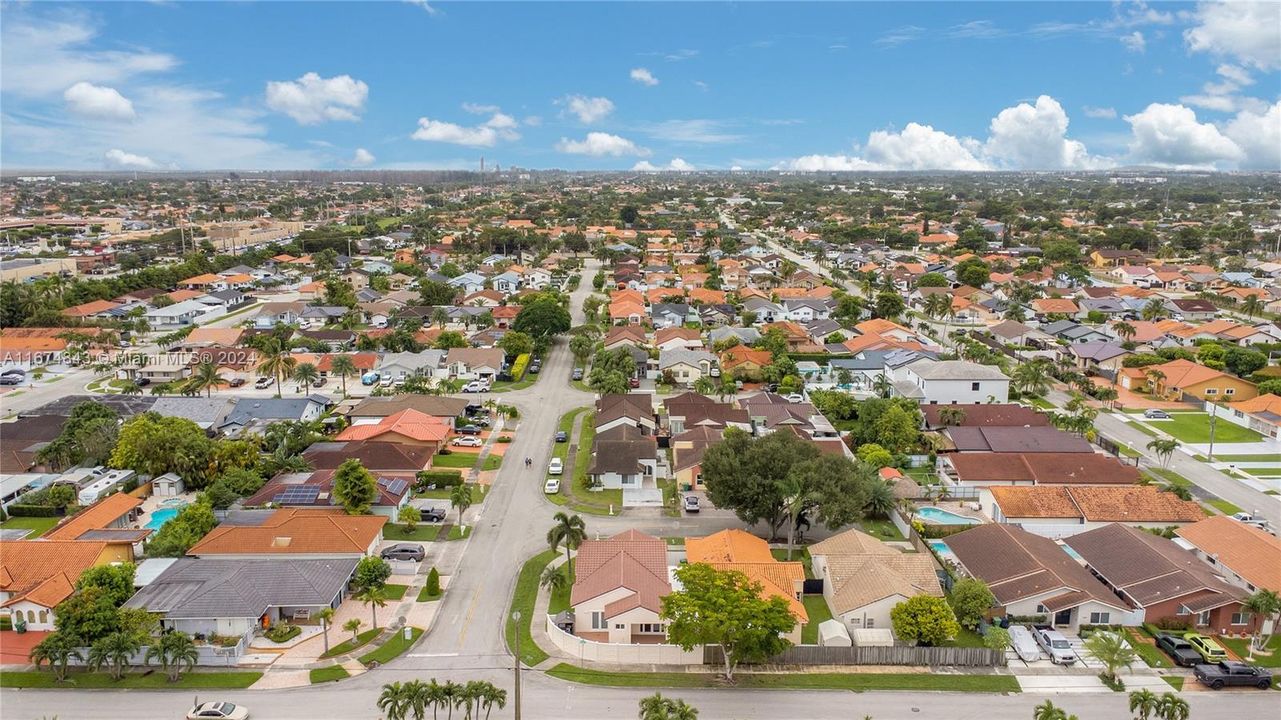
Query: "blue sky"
2 1 1277 172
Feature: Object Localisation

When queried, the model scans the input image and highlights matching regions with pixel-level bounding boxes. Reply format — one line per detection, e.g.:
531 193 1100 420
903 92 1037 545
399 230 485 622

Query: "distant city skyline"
2 1 1278 172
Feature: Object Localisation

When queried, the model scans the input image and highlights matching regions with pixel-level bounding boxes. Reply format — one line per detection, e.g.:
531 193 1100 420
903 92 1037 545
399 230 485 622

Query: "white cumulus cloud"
1120 31 1146 52
1083 106 1118 119
265 72 369 125
864 123 988 171
556 132 649 157
104 148 156 169
351 148 376 166
984 95 1107 170
633 158 695 171
1225 101 1281 170
63 81 135 120
411 112 519 147
1124 103 1244 167
1185 0 1281 71
562 95 615 124
630 68 659 86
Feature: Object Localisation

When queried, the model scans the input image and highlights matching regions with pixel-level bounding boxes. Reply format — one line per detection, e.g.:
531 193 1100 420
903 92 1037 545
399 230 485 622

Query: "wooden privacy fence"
704 644 1005 667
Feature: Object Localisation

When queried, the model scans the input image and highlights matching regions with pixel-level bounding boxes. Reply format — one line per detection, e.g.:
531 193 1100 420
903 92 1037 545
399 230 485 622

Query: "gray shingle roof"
124 557 358 619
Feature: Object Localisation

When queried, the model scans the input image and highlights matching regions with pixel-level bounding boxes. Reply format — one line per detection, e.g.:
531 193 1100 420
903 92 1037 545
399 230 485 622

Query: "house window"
1197 610 1211 626
1225 388 1235 396
1089 612 1110 624
1232 612 1251 626
1036 605 1047 613
638 623 665 633
1205 388 1217 395
1176 605 1189 616
865 618 875 628
615 624 625 630
971 382 980 391
591 612 606 630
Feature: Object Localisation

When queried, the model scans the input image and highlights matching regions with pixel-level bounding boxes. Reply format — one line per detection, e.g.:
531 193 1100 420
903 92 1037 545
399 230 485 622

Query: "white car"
451 436 483 447
187 701 249 720
785 393 805 403
548 458 563 475
463 380 489 393
544 478 561 494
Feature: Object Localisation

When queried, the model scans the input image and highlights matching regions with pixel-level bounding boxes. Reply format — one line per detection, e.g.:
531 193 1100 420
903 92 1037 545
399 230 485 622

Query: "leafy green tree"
425 567 441 598
145 498 218 558
855 443 894 468
497 330 535 358
874 291 905 320
400 505 422 535
570 333 595 365
76 564 136 606
983 626 1011 653
890 595 959 647
948 578 996 630
513 298 571 338
955 257 990 288
110 412 216 486
434 331 468 349
1224 347 1267 377
354 556 392 591
915 272 949 288
333 458 377 515
872 404 920 454
418 279 458 306
661 564 795 681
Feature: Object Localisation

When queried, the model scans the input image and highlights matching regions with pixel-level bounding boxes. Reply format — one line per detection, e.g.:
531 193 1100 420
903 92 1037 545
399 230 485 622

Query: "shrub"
265 623 301 643
415 470 463 490
497 436 513 444
1154 616 1193 631
5 504 63 517
1099 673 1125 692
425 567 441 598
510 352 531 380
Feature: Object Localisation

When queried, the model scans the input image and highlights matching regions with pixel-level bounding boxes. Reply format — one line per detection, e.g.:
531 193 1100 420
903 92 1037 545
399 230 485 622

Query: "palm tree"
693 376 716 395
475 682 507 720
1012 358 1052 397
638 692 699 720
1094 385 1118 409
316 607 335 656
547 511 587 568
1155 692 1189 720
31 632 84 682
871 373 893 399
379 681 415 720
1141 298 1168 322
779 474 820 560
422 679 448 720
540 565 569 596
1146 438 1179 469
1145 368 1166 396
441 680 464 720
938 406 967 427
449 484 473 532
1242 589 1281 654
145 631 198 682
431 307 451 329
1241 294 1264 319
344 617 364 642
358 586 388 629
1113 321 1137 344
119 380 142 396
255 340 297 398
87 630 142 681
330 355 358 398
1084 630 1136 684
1128 689 1159 720
1032 700 1077 720
187 360 228 397
292 362 320 393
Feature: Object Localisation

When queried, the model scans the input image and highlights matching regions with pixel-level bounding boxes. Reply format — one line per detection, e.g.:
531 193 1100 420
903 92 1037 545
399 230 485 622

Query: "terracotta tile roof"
1176 516 1281 593
1032 298 1080 314
335 409 450 443
0 540 109 609
570 530 670 617
187 507 386 556
810 528 898 558
990 485 1202 523
44 492 142 541
705 561 808 622
1229 393 1281 418
821 553 942 615
686 529 775 563
1152 358 1240 390
61 299 122 317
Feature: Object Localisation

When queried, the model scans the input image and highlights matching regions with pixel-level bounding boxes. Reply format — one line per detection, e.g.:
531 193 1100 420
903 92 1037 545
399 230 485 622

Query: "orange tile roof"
335 409 450 443
187 507 386 556
720 347 773 370
686 529 775 563
0 540 109 609
1153 358 1241 390
1176 516 1281 593
1032 298 1079 313
45 493 142 541
1230 393 1281 418
61 299 121 317
165 289 206 303
179 273 220 286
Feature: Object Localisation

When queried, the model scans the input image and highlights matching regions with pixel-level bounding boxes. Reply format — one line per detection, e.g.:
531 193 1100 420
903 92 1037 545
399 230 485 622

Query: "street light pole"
512 610 522 720
1207 400 1218 462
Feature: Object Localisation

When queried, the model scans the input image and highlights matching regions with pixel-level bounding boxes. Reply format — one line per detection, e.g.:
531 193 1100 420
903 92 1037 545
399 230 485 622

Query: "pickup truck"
1194 661 1273 690
1032 625 1078 665
1155 633 1203 667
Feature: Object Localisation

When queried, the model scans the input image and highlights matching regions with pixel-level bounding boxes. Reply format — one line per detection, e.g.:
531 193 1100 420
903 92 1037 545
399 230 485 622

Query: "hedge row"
415 471 464 488
5 504 64 517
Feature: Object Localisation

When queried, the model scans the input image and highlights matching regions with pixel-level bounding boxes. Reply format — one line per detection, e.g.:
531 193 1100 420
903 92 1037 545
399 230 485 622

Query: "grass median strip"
321 628 380 659
359 626 423 666
545 663 1020 693
506 549 557 667
309 665 350 684
0 671 262 689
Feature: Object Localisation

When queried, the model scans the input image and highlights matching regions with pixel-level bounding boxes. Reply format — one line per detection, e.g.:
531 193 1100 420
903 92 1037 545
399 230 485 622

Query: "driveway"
0 629 49 665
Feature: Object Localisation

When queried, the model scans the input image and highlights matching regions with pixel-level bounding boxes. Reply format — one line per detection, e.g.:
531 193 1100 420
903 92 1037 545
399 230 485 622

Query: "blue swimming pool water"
145 505 185 530
917 506 980 525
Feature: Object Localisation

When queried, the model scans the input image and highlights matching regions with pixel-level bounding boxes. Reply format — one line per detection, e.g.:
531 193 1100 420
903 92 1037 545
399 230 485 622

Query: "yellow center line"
455 584 483 649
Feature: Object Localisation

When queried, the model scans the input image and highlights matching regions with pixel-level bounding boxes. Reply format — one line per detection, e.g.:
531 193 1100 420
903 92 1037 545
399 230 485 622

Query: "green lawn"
1162 676 1184 691
801 596 834 645
309 665 350 684
905 467 939 485
417 484 485 503
546 663 1020 693
944 628 987 648
1207 498 1246 515
385 523 444 541
859 517 906 542
1127 630 1172 669
770 547 814 578
359 626 423 666
506 550 556 667
1148 468 1194 489
664 537 686 546
1220 635 1281 667
417 584 442 602
1029 397 1056 410
1144 413 1264 444
1212 454 1281 462
548 558 575 615
320 628 380 659
481 454 502 471
432 452 480 469
573 414 596 488
490 372 541 393
0 516 60 538
0 671 262 689
437 524 471 541
1128 422 1161 438
382 583 408 600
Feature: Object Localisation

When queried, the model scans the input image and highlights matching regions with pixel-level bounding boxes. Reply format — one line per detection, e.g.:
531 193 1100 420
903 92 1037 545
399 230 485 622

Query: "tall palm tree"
1155 692 1189 720
379 681 414 720
779 474 820 561
145 631 198 682
1140 298 1168 322
863 481 896 519
1146 438 1179 469
871 373 893 399
477 682 507 720
1012 359 1052 397
422 679 448 720
547 512 587 569
330 355 358 398
316 607 335 656
187 360 228 397
1145 368 1166 396
88 630 142 681
358 586 388 629
693 376 716 396
1242 589 1281 654
450 484 473 532
119 380 143 396
1128 689 1159 720
638 692 699 720
255 340 297 398
1241 294 1264 319
31 632 84 682
441 680 464 720
1112 320 1136 344
292 362 320 392
938 406 967 427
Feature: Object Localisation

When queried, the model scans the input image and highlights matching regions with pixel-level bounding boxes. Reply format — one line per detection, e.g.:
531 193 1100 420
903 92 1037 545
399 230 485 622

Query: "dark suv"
380 543 426 562
423 507 447 522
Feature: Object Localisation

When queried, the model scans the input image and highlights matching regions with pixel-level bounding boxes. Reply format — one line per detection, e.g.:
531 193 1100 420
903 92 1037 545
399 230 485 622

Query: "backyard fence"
704 643 1005 667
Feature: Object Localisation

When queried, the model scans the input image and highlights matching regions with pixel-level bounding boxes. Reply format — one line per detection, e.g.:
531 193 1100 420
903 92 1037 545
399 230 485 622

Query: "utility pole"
1207 400 1218 462
512 610 522 720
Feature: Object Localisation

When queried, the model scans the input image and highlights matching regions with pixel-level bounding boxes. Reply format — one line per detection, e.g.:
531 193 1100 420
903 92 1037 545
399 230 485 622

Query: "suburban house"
921 403 1049 430
124 557 359 637
0 540 131 630
336 409 451 454
1223 394 1281 439
186 508 386 559
569 530 671 644
671 426 721 491
894 359 1010 405
586 425 659 490
1068 523 1261 635
945 523 1139 630
940 452 1140 487
595 394 657 436
1118 358 1258 401
219 397 329 437
685 529 807 643
1175 516 1281 600
602 325 648 350
443 347 505 380
663 392 751 435
942 425 1093 454
43 492 150 553
345 395 469 423
982 485 1202 536
302 440 434 474
809 529 942 635
244 470 415 521
658 349 717 385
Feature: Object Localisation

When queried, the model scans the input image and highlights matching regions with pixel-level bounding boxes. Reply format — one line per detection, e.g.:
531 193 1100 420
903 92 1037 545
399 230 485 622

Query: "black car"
555 431 568 443
136 377 151 387
1194 661 1273 689
1156 633 1203 667
380 543 426 562
423 507 447 522
456 425 482 435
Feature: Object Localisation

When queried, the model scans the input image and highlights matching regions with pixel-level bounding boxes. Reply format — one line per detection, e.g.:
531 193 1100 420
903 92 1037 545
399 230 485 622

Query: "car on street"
254 377 273 389
1185 632 1229 662
544 478 560 494
548 458 563 475
555 431 568 443
1194 661 1273 689
1143 409 1171 419
380 543 426 562
455 425 482 435
463 380 491 393
187 701 250 719
1032 626 1078 665
0 375 21 386
228 378 247 388
423 507 447 522
452 436 483 447
1156 633 1204 667
683 495 700 513
571 368 583 381
529 362 541 374
785 393 805 403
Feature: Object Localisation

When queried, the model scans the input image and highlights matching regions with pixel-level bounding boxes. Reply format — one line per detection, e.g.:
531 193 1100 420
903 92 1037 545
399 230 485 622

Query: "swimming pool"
145 503 187 530
917 506 980 525
928 539 961 565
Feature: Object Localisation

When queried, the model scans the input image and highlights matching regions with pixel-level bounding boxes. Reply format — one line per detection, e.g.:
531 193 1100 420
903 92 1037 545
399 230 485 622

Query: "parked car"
1143 409 1171 419
709 367 721 378
683 495 700 513
1 368 25 378
629 376 641 388
555 431 568 443
1008 625 1043 663
254 377 273 389
136 377 151 387
380 543 426 562
228 378 247 388
452 436 483 447
1156 633 1204 667
571 368 584 381
361 371 380 386
0 375 21 386
1184 633 1229 662
187 701 249 720
455 425 482 435
423 508 447 522
313 377 326 388
1194 661 1273 689
548 458 563 475
785 393 805 403
529 362 541 375
1032 626 1078 665
463 380 491 393
544 478 561 494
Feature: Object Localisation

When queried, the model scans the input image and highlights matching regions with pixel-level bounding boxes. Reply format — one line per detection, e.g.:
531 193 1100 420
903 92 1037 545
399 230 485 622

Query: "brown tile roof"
0 540 109 609
44 492 142 541
303 440 434 472
686 529 808 622
990 485 1202 523
946 427 1093 453
821 553 942 615
187 507 386 556
922 404 1050 429
570 530 670 617
949 452 1141 485
1175 516 1281 593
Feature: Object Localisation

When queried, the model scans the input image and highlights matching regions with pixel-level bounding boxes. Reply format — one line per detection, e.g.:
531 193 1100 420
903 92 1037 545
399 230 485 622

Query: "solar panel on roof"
274 486 321 504
385 479 408 495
